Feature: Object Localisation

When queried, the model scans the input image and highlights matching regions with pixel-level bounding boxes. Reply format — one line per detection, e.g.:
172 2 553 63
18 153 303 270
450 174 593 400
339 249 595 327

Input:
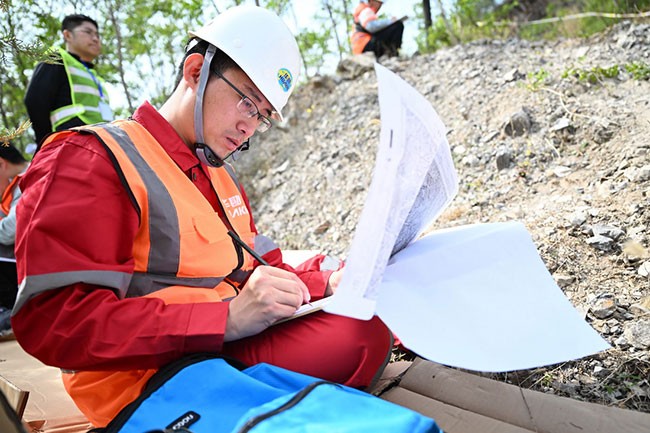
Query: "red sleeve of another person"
12 134 229 371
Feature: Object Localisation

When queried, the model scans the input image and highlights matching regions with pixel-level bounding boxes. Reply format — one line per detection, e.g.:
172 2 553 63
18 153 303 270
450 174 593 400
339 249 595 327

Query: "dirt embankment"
236 21 650 412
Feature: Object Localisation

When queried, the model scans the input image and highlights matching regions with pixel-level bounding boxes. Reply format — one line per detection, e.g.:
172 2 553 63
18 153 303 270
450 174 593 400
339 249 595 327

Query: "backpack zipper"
237 381 339 433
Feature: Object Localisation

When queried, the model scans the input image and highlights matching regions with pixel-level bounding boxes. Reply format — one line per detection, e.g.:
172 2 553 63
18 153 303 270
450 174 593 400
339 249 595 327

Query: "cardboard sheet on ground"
0 341 93 433
321 63 609 371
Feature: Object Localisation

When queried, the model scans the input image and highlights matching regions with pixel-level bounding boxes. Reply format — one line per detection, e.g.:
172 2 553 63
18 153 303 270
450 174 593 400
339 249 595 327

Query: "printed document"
299 64 609 371
325 63 459 320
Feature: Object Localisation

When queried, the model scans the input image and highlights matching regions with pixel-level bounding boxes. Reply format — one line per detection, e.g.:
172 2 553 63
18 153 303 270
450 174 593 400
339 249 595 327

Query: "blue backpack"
97 354 442 433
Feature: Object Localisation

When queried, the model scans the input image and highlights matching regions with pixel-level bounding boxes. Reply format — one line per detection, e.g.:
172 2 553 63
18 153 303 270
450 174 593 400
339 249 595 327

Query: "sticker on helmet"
277 69 292 93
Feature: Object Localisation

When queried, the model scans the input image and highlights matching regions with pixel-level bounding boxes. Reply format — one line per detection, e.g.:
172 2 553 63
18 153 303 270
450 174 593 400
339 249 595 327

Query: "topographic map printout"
325 63 459 320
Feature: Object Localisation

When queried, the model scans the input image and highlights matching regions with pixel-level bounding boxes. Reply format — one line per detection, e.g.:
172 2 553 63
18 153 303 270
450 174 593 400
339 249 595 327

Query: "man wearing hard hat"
12 5 392 427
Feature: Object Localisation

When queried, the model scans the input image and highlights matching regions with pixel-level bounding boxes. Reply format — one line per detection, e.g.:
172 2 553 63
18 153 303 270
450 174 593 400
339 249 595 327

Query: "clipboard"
273 297 332 325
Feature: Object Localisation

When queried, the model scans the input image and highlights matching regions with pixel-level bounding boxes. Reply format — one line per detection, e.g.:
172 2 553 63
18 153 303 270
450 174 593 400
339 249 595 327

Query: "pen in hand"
227 230 269 266
227 230 313 308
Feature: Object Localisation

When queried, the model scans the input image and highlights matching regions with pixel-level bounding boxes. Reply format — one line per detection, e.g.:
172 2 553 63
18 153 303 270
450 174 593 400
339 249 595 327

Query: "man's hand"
325 268 343 297
224 266 311 341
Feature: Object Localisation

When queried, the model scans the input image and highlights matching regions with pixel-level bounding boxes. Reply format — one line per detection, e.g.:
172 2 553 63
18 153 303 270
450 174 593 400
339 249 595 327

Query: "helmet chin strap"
193 44 252 168
195 143 224 167
193 44 227 168
195 139 250 167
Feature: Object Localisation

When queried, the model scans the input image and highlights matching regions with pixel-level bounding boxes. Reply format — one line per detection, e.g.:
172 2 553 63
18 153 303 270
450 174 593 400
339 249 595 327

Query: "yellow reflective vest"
49 48 113 129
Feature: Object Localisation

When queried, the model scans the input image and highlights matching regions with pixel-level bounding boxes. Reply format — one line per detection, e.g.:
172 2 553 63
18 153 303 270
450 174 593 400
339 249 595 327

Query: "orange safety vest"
50 120 257 427
0 175 21 216
350 3 375 54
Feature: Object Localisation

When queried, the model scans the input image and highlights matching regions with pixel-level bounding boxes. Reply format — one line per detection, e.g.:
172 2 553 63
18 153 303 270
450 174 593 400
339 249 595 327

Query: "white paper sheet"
376 222 610 372
325 63 458 319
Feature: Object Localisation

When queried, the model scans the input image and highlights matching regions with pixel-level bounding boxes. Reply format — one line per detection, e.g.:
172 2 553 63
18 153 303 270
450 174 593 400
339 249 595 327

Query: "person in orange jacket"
0 142 28 255
0 141 27 334
11 5 392 427
351 0 405 58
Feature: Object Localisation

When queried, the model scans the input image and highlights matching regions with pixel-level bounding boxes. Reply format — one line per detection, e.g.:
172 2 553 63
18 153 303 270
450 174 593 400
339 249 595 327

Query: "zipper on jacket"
237 381 338 433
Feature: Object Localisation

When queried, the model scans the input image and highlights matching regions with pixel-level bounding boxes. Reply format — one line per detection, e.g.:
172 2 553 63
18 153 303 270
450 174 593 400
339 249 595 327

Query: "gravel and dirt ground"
235 21 650 412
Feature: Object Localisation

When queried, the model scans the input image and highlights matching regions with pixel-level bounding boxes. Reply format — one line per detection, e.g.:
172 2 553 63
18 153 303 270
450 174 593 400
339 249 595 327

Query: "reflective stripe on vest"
50 48 112 129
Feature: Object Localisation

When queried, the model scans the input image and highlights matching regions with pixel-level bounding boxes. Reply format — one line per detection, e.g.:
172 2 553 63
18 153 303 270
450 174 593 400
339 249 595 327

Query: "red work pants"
222 312 393 389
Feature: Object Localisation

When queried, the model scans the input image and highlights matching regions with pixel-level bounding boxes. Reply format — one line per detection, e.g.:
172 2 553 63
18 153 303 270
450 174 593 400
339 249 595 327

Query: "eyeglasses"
211 69 272 133
75 28 100 39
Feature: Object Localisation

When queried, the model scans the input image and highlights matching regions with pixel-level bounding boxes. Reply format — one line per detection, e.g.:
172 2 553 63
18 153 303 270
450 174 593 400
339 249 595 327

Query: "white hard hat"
189 5 301 120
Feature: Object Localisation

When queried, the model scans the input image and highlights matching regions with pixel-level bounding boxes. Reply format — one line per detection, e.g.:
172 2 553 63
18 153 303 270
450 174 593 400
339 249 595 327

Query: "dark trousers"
363 20 404 59
0 259 17 309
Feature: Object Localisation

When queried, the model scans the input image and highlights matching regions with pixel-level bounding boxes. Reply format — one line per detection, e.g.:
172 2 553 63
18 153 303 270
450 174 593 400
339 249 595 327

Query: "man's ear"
182 53 206 90
62 29 72 43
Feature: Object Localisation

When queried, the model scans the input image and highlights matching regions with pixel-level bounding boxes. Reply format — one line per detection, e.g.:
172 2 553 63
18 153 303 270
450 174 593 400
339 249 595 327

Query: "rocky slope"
234 21 650 412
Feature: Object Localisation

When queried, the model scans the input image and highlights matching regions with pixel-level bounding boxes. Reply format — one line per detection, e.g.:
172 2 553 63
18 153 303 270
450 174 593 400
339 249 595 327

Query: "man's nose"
238 117 257 138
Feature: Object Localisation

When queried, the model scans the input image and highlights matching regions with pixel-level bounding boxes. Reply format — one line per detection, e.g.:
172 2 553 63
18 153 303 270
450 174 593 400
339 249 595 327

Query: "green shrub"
625 61 650 80
525 68 550 91
562 65 620 84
